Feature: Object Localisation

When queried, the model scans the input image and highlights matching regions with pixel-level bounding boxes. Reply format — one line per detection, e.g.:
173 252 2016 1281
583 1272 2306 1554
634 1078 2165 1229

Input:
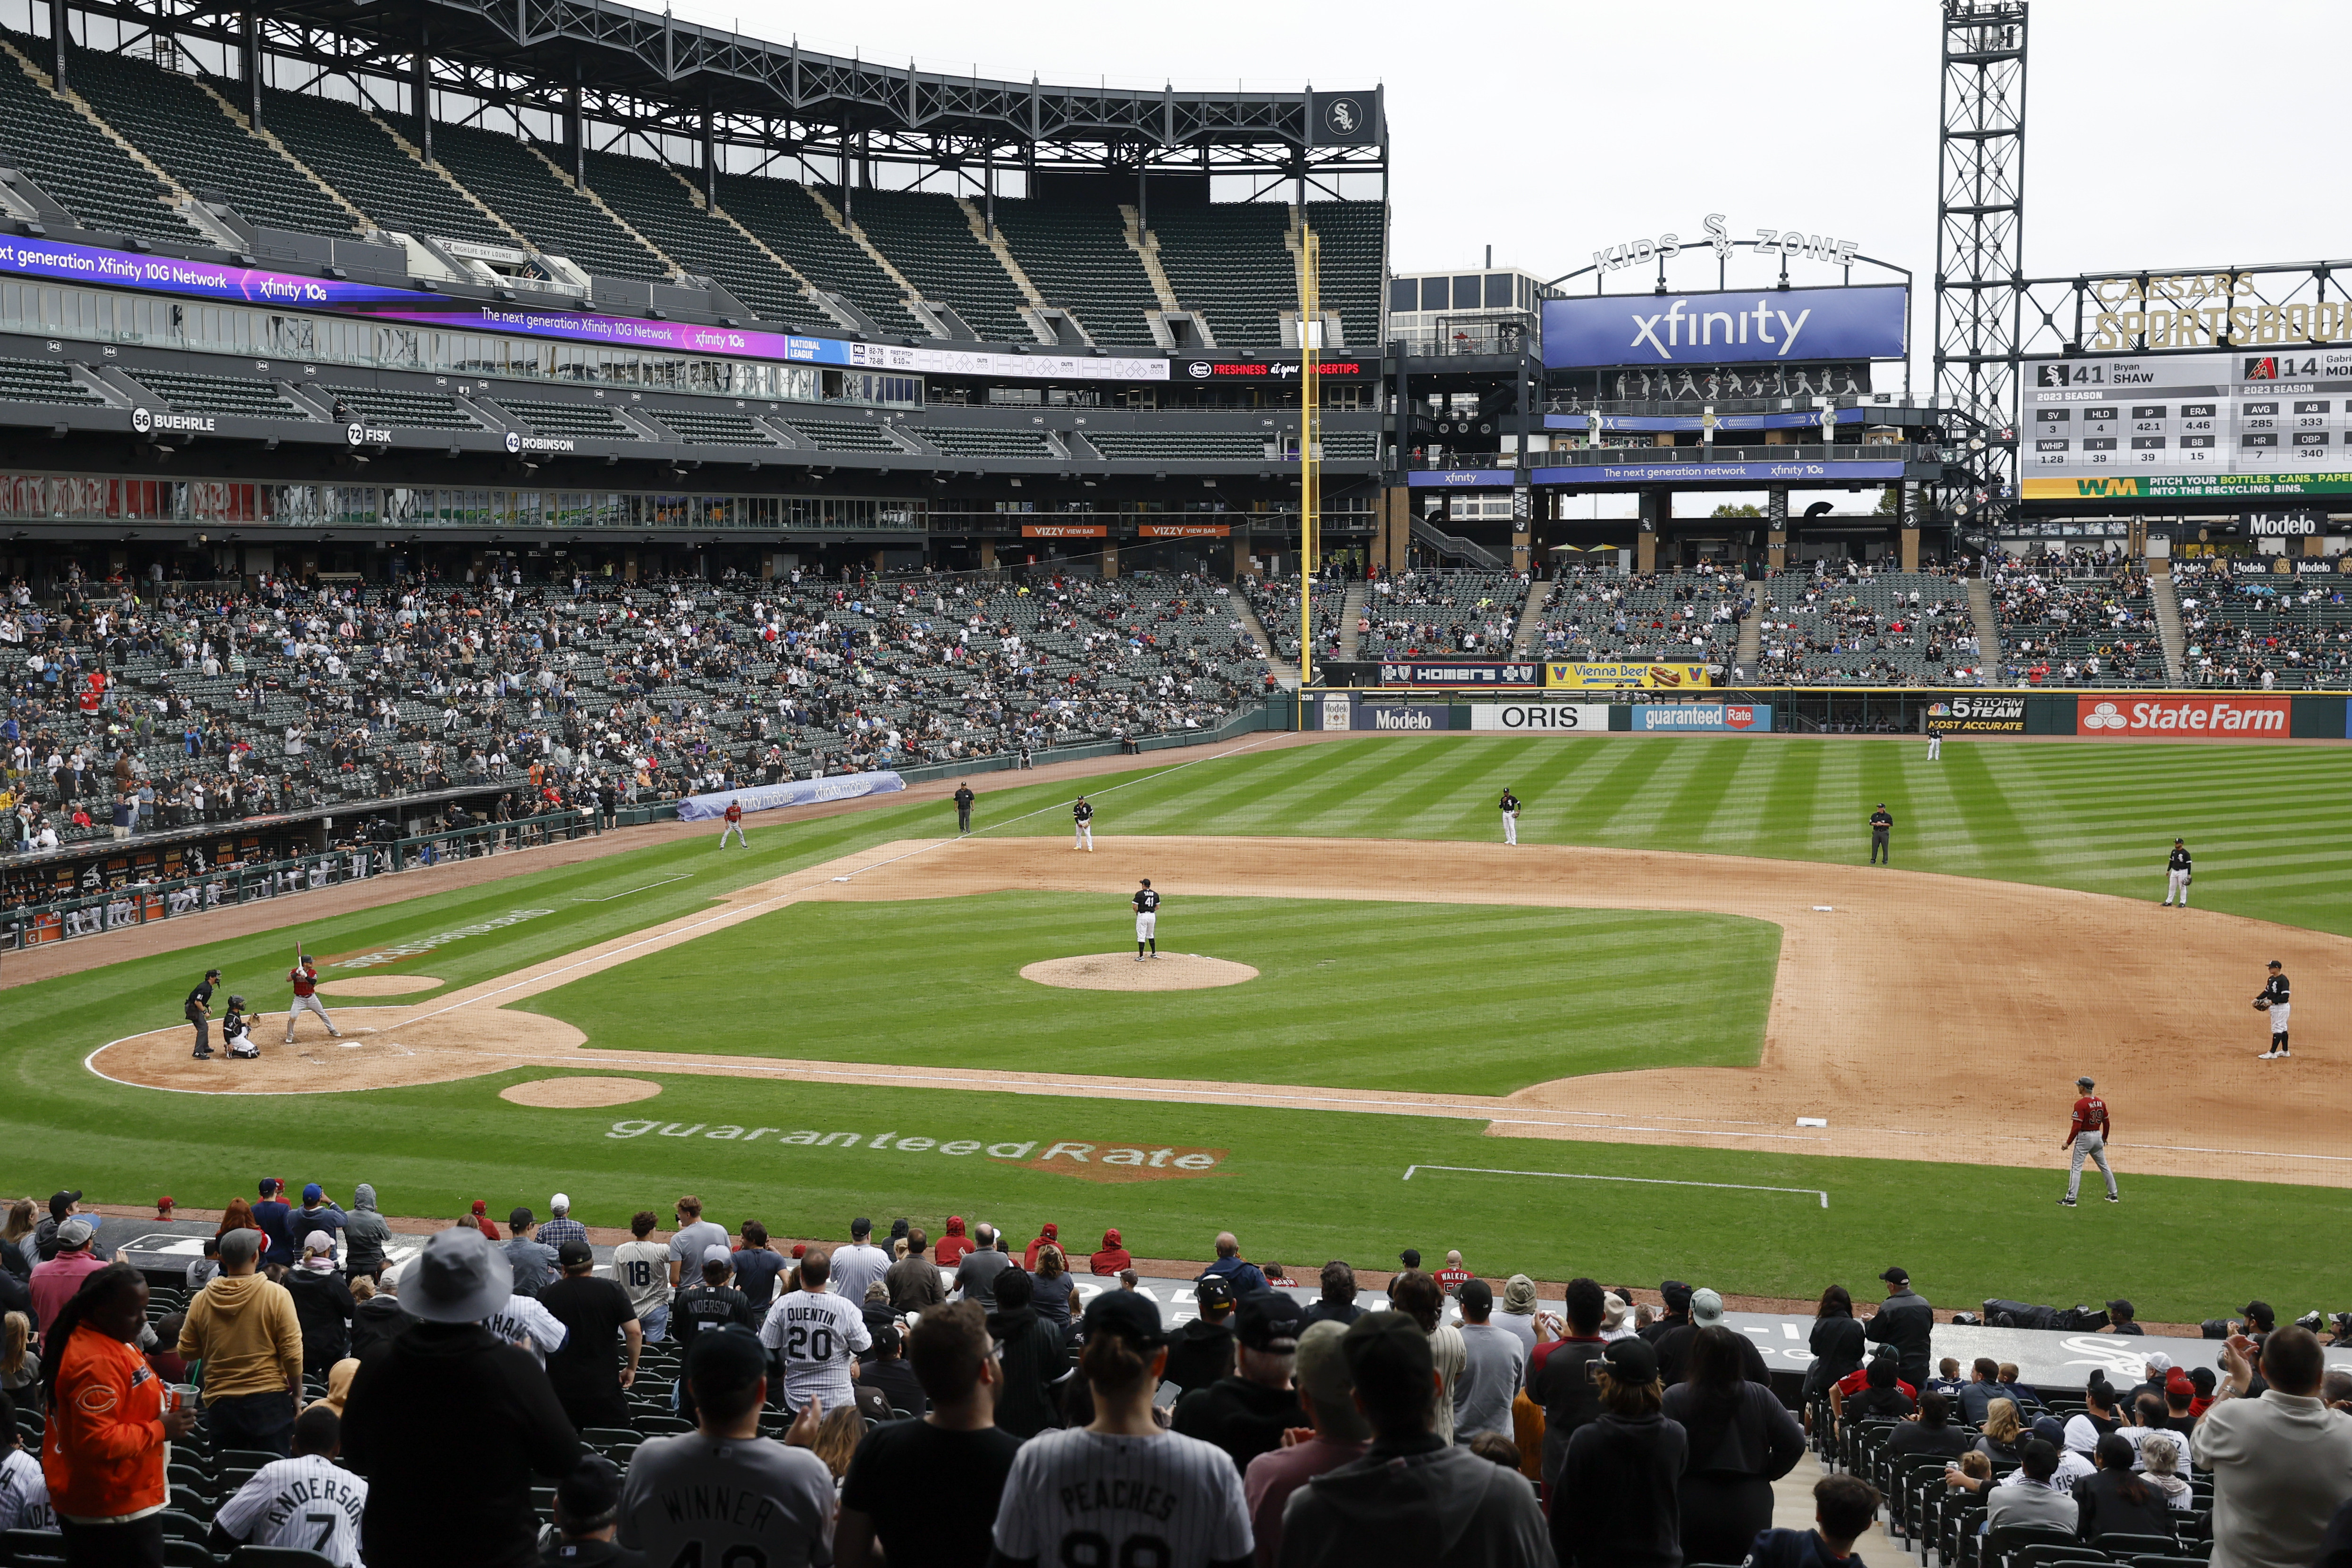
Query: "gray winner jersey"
619 1433 837 1568
992 1427 1252 1568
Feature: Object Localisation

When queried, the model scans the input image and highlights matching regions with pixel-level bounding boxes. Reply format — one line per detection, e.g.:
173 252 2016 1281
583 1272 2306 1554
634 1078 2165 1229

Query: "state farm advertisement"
2075 696 2290 738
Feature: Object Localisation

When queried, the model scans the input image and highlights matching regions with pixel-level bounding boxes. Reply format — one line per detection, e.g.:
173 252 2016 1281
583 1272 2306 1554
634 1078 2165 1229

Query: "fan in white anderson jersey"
757 1247 871 1414
0 1392 51 1533
992 1288 1252 1568
213 1407 369 1568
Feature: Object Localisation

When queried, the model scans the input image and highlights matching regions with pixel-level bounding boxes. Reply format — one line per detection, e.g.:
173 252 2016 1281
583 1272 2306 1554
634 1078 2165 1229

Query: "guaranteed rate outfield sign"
1541 285 1907 369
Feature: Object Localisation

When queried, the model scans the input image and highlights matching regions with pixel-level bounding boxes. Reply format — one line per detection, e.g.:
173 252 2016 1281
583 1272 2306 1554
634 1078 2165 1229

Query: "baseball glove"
2254 997 2273 1011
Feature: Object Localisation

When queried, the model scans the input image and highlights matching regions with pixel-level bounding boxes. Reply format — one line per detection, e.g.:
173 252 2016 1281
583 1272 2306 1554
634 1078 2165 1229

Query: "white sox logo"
2083 702 2127 730
1325 98 1361 135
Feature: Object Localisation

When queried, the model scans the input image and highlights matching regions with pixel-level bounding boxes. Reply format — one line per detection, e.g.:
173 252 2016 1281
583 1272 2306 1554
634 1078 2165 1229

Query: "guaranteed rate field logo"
605 1122 1229 1182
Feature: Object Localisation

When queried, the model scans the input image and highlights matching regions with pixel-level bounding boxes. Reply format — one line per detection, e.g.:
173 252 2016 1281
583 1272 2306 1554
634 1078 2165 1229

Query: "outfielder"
1498 788 1521 846
718 798 748 849
2257 960 2291 1059
1926 725 1942 762
1134 879 1160 961
2163 839 2192 908
285 955 342 1043
1073 796 1094 851
2059 1075 2119 1207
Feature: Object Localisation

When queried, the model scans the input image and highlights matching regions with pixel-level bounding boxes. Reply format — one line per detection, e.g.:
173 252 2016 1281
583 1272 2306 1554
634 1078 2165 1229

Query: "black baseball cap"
851 1216 872 1237
2243 1300 2276 1328
47 1189 80 1218
2076 1076 2095 1089
2106 1299 2135 1318
556 1238 594 1268
509 1206 534 1227
1661 1280 1693 1311
555 1454 624 1529
1879 1266 1910 1285
1085 1287 1167 1348
1340 1309 1433 1390
1604 1335 1660 1383
1194 1274 1235 1309
1399 1249 1422 1269
686 1325 766 1393
1235 1291 1305 1352
1458 1278 1495 1314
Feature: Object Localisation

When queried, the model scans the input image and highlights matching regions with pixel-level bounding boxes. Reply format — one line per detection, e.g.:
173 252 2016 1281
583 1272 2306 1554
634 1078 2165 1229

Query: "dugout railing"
0 808 599 953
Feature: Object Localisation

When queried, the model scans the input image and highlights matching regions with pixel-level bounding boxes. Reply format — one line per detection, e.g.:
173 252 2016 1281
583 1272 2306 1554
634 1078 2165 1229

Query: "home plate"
340 1040 370 1048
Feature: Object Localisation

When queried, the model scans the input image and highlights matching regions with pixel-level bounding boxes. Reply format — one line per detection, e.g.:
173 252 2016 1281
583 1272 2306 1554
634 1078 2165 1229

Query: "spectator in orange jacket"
1090 1229 1134 1277
40 1262 199 1564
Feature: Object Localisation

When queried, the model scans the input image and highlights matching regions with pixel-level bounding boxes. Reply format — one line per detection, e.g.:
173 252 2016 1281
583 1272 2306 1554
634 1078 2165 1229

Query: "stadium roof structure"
93 0 1385 193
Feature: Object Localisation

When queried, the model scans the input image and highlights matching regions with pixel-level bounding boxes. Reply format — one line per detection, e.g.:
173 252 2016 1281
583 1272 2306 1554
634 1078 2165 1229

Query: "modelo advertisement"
1630 704 1772 732
1469 704 1611 731
1355 703 1453 731
1927 695 2027 734
1540 285 1907 369
2075 696 2289 738
1545 662 1713 690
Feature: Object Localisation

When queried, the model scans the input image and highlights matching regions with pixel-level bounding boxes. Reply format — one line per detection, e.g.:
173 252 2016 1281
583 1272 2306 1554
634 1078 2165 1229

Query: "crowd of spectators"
12 1183 2352 1568
0 562 1267 863
1755 570 1981 687
2172 562 2352 689
1535 567 1743 665
1358 571 1528 659
1989 558 2166 687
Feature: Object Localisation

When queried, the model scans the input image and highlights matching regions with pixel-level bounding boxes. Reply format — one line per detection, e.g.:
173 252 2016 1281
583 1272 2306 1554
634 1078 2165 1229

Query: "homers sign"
2075 696 2289 738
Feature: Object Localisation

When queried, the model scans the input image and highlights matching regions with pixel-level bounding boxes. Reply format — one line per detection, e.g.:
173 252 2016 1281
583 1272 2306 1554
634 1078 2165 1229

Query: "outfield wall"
1302 690 2352 739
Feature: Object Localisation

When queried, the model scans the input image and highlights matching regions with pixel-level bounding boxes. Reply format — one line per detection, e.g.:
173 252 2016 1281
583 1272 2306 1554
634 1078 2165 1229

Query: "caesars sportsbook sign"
2075 696 2289 738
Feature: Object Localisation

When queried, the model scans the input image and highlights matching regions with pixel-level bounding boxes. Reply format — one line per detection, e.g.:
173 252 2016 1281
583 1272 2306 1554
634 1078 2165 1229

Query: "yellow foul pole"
1297 224 1320 689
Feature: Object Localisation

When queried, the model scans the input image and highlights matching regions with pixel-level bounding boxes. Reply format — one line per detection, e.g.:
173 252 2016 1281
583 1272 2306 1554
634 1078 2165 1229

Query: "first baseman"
2257 960 2292 1059
2060 1075 2119 1206
1498 788 1521 846
1134 879 1160 960
285 955 342 1043
1869 803 1894 865
1073 796 1094 851
2163 839 2192 908
718 798 748 849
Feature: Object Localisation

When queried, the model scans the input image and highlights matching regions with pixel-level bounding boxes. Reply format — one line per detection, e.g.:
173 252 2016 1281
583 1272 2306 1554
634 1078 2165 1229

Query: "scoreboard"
2022 352 2352 500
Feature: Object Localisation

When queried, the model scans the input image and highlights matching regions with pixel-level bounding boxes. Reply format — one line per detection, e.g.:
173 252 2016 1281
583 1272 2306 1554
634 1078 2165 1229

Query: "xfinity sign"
1542 285 1907 369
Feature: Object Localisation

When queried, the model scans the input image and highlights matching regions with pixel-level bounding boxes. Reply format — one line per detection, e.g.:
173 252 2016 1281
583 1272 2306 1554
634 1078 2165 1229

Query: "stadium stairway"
2150 572 2189 683
1511 576 1555 657
1735 595 1763 673
1966 576 2004 669
1231 588 1292 687
1335 581 1369 659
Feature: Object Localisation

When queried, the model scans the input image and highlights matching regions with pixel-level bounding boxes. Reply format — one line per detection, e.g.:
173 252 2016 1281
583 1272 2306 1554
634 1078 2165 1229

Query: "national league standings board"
2021 352 2352 501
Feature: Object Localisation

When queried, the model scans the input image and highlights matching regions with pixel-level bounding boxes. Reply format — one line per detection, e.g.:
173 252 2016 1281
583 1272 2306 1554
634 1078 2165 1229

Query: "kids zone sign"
607 1121 1228 1184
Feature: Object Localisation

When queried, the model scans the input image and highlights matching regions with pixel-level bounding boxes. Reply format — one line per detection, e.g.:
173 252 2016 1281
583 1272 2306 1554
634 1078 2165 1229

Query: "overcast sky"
668 0 2347 290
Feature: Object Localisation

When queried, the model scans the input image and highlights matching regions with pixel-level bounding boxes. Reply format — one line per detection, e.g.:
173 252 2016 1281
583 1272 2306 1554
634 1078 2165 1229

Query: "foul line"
1405 1163 1831 1208
572 874 695 902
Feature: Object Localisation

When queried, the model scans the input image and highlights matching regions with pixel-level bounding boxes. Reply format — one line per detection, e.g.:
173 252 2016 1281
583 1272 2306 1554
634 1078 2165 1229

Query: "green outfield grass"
523 893 1778 1094
5 732 2350 1316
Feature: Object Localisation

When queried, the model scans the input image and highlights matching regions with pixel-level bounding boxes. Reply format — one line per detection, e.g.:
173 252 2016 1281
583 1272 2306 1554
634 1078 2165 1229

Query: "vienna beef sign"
2075 696 2289 738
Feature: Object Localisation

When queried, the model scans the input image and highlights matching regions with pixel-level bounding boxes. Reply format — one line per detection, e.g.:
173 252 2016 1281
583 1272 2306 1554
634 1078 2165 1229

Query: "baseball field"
9 731 2352 1320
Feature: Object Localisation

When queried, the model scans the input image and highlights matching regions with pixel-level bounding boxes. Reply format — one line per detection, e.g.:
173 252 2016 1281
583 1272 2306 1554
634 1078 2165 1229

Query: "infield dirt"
86 834 2348 1188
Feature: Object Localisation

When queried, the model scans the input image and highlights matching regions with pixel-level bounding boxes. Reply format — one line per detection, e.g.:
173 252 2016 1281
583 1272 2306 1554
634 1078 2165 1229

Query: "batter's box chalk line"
1402 1164 1829 1208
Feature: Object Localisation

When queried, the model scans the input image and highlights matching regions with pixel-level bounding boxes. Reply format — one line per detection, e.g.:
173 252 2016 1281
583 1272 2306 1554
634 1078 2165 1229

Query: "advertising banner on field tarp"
1318 695 1353 731
1545 662 1713 690
1926 695 2028 734
1469 704 1611 732
675 771 905 821
2074 696 2289 738
1630 704 1772 733
1356 703 1455 731
1377 660 1543 687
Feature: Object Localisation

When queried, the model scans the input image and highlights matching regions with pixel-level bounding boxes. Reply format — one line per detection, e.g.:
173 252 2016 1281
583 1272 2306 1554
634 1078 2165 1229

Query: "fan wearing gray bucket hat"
343 1226 585 1568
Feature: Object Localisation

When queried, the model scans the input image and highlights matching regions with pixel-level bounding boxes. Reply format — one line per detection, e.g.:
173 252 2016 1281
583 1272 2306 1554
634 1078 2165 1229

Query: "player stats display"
2023 352 2352 499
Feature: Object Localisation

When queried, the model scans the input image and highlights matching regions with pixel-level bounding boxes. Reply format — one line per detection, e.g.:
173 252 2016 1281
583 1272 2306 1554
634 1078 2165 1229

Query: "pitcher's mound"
1021 954 1259 992
318 975 443 997
500 1076 664 1108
